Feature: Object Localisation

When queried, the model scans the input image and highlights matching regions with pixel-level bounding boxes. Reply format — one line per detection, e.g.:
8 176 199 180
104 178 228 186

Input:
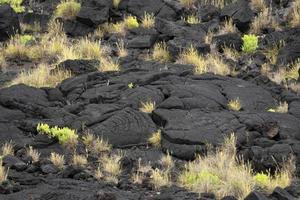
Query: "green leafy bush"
19 35 34 45
0 0 25 13
125 15 139 29
37 123 78 146
241 34 258 53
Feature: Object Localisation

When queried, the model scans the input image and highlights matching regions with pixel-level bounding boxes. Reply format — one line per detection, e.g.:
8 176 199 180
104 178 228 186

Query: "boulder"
220 0 254 32
56 59 99 75
276 40 300 66
0 4 20 41
244 191 269 200
212 33 242 51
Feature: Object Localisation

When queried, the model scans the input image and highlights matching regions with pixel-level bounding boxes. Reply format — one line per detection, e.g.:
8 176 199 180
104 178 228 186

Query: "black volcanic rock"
220 0 254 32
0 5 20 41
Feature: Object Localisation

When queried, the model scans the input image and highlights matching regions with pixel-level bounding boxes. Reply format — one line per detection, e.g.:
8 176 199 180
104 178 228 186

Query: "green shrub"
125 15 139 29
0 0 24 13
37 123 78 146
19 35 34 45
242 34 258 53
254 173 270 187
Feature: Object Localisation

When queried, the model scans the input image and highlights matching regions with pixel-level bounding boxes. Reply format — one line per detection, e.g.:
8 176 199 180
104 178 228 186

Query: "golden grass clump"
0 160 8 184
250 0 266 12
116 39 128 57
228 98 242 111
100 153 122 183
201 0 237 9
1 142 14 157
223 47 239 61
139 101 156 113
220 18 237 34
142 12 155 28
4 35 32 59
112 0 121 8
184 15 201 24
132 159 152 184
100 57 120 72
152 42 171 63
150 168 171 189
72 154 88 167
179 0 195 9
55 0 81 20
179 134 254 199
83 132 111 154
75 38 104 60
161 152 174 169
268 102 289 113
27 146 40 163
10 63 72 88
250 7 278 35
179 46 231 75
264 41 285 65
148 130 162 148
253 157 294 193
290 1 300 27
0 54 6 69
49 152 65 169
285 60 300 81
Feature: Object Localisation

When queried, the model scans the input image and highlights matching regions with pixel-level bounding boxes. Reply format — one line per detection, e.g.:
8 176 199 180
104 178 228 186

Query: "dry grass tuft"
179 0 195 9
112 0 121 8
264 41 285 65
1 142 14 157
201 0 237 9
83 132 111 154
228 98 242 111
220 18 237 34
268 102 289 113
223 47 239 61
100 57 120 72
250 0 266 12
161 152 174 169
285 60 300 81
178 46 231 75
142 12 155 28
250 7 278 35
116 39 128 57
0 160 9 184
148 130 162 148
27 146 40 163
49 152 65 169
10 63 72 88
94 166 103 180
139 101 156 113
184 15 201 24
72 154 87 167
75 38 104 60
132 158 152 184
152 42 171 63
290 1 300 27
150 168 171 189
55 0 81 20
100 153 122 183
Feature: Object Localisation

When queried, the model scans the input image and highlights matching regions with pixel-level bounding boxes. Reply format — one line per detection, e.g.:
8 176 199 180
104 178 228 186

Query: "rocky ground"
0 0 300 199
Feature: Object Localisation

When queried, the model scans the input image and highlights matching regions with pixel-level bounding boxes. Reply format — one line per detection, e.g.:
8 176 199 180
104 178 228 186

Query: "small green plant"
19 35 34 45
0 0 25 13
241 34 258 53
125 15 139 29
228 98 242 111
37 123 78 148
128 82 134 89
55 0 81 20
254 172 270 187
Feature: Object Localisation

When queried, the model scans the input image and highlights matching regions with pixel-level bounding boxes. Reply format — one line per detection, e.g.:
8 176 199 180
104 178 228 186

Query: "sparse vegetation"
112 0 121 8
268 102 288 113
100 57 120 72
290 1 300 27
220 18 237 34
142 12 155 28
83 133 111 154
49 152 65 169
150 168 171 189
148 130 161 148
184 15 201 24
250 0 266 12
72 154 88 167
201 0 237 9
26 146 40 163
161 152 174 170
0 0 24 13
0 160 8 184
152 42 171 63
100 153 122 183
139 101 156 113
179 0 195 9
37 123 78 149
1 142 14 157
250 7 278 35
10 63 72 88
55 0 81 20
116 39 128 57
228 98 242 111
178 46 231 75
241 34 258 53
125 15 139 29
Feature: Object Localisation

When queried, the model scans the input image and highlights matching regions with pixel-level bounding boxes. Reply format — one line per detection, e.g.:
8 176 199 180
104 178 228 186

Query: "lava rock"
244 191 269 200
271 187 297 200
3 155 27 171
57 59 99 75
41 164 58 174
276 40 300 66
0 4 20 41
220 0 254 32
63 19 95 37
212 33 242 51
